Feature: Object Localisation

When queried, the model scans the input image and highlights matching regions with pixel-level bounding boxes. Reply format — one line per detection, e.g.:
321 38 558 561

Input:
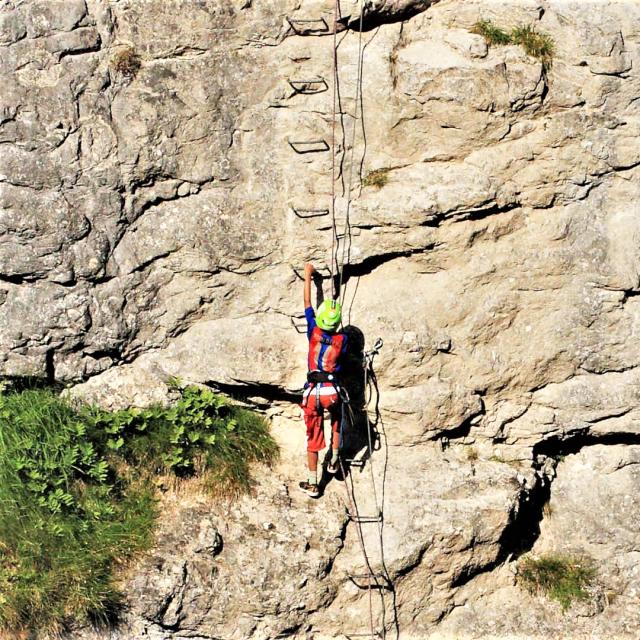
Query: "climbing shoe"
327 458 340 475
299 481 320 498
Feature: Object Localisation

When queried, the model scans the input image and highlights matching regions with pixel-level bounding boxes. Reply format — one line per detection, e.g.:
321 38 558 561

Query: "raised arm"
304 262 315 309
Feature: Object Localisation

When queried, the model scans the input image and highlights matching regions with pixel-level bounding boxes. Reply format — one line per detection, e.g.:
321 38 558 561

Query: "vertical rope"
337 0 365 305
330 0 339 295
338 456 379 639
327 5 393 638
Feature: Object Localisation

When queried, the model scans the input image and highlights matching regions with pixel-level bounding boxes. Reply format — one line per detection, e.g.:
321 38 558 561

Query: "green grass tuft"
471 20 511 45
363 168 390 189
511 24 555 69
471 20 555 69
517 553 596 610
0 385 278 635
0 389 155 635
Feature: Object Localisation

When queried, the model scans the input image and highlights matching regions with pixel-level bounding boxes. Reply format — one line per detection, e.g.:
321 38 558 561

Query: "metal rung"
345 457 366 468
291 316 306 334
292 207 329 219
344 632 382 639
337 228 361 239
318 219 361 235
286 16 330 35
288 139 330 154
288 78 328 94
348 572 390 589
347 510 382 524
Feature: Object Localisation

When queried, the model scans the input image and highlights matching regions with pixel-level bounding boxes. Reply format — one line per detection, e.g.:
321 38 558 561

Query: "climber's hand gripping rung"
292 265 331 280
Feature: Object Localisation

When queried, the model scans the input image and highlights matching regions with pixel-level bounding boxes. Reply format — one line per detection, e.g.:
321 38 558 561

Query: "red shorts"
301 385 341 453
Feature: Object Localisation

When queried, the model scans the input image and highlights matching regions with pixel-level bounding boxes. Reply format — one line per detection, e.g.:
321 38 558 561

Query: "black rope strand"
330 0 339 288
366 352 400 639
336 4 365 304
337 340 397 639
326 3 396 637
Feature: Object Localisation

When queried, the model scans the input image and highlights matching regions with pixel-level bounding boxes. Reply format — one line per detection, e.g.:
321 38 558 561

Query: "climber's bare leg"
307 450 318 474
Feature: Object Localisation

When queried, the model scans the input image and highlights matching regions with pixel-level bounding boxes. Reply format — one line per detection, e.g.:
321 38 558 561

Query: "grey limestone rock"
2 0 640 638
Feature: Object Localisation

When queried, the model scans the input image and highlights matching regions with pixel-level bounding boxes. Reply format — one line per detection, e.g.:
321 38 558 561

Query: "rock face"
436 445 640 640
3 0 640 638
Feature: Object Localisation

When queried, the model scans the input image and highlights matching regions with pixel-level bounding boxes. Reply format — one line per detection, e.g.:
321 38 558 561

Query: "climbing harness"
288 2 396 636
307 370 339 384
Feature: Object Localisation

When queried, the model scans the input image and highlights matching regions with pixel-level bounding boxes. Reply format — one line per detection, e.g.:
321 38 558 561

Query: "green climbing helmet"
316 299 342 331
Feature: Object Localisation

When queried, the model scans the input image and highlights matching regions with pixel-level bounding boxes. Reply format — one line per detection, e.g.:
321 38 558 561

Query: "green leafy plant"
0 389 156 634
471 20 555 69
82 385 278 493
517 553 596 610
0 385 278 635
363 168 390 189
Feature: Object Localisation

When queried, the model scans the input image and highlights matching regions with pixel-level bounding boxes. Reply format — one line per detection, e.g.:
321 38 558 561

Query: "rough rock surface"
3 0 640 638
436 445 640 640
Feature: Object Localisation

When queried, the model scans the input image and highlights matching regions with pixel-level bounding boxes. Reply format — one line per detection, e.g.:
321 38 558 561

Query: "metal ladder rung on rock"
288 139 330 154
348 572 391 590
344 632 383 639
344 456 366 468
336 227 361 239
286 16 330 35
347 509 383 524
318 218 360 234
292 207 329 219
290 316 307 334
288 78 329 94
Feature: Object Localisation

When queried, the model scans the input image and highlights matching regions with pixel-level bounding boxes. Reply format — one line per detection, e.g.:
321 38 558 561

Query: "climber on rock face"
299 262 348 498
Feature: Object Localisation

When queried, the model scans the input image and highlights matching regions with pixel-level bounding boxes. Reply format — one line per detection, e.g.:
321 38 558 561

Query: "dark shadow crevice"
208 380 300 405
345 1 437 32
450 430 640 591
451 200 522 223
335 245 433 290
533 430 640 459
